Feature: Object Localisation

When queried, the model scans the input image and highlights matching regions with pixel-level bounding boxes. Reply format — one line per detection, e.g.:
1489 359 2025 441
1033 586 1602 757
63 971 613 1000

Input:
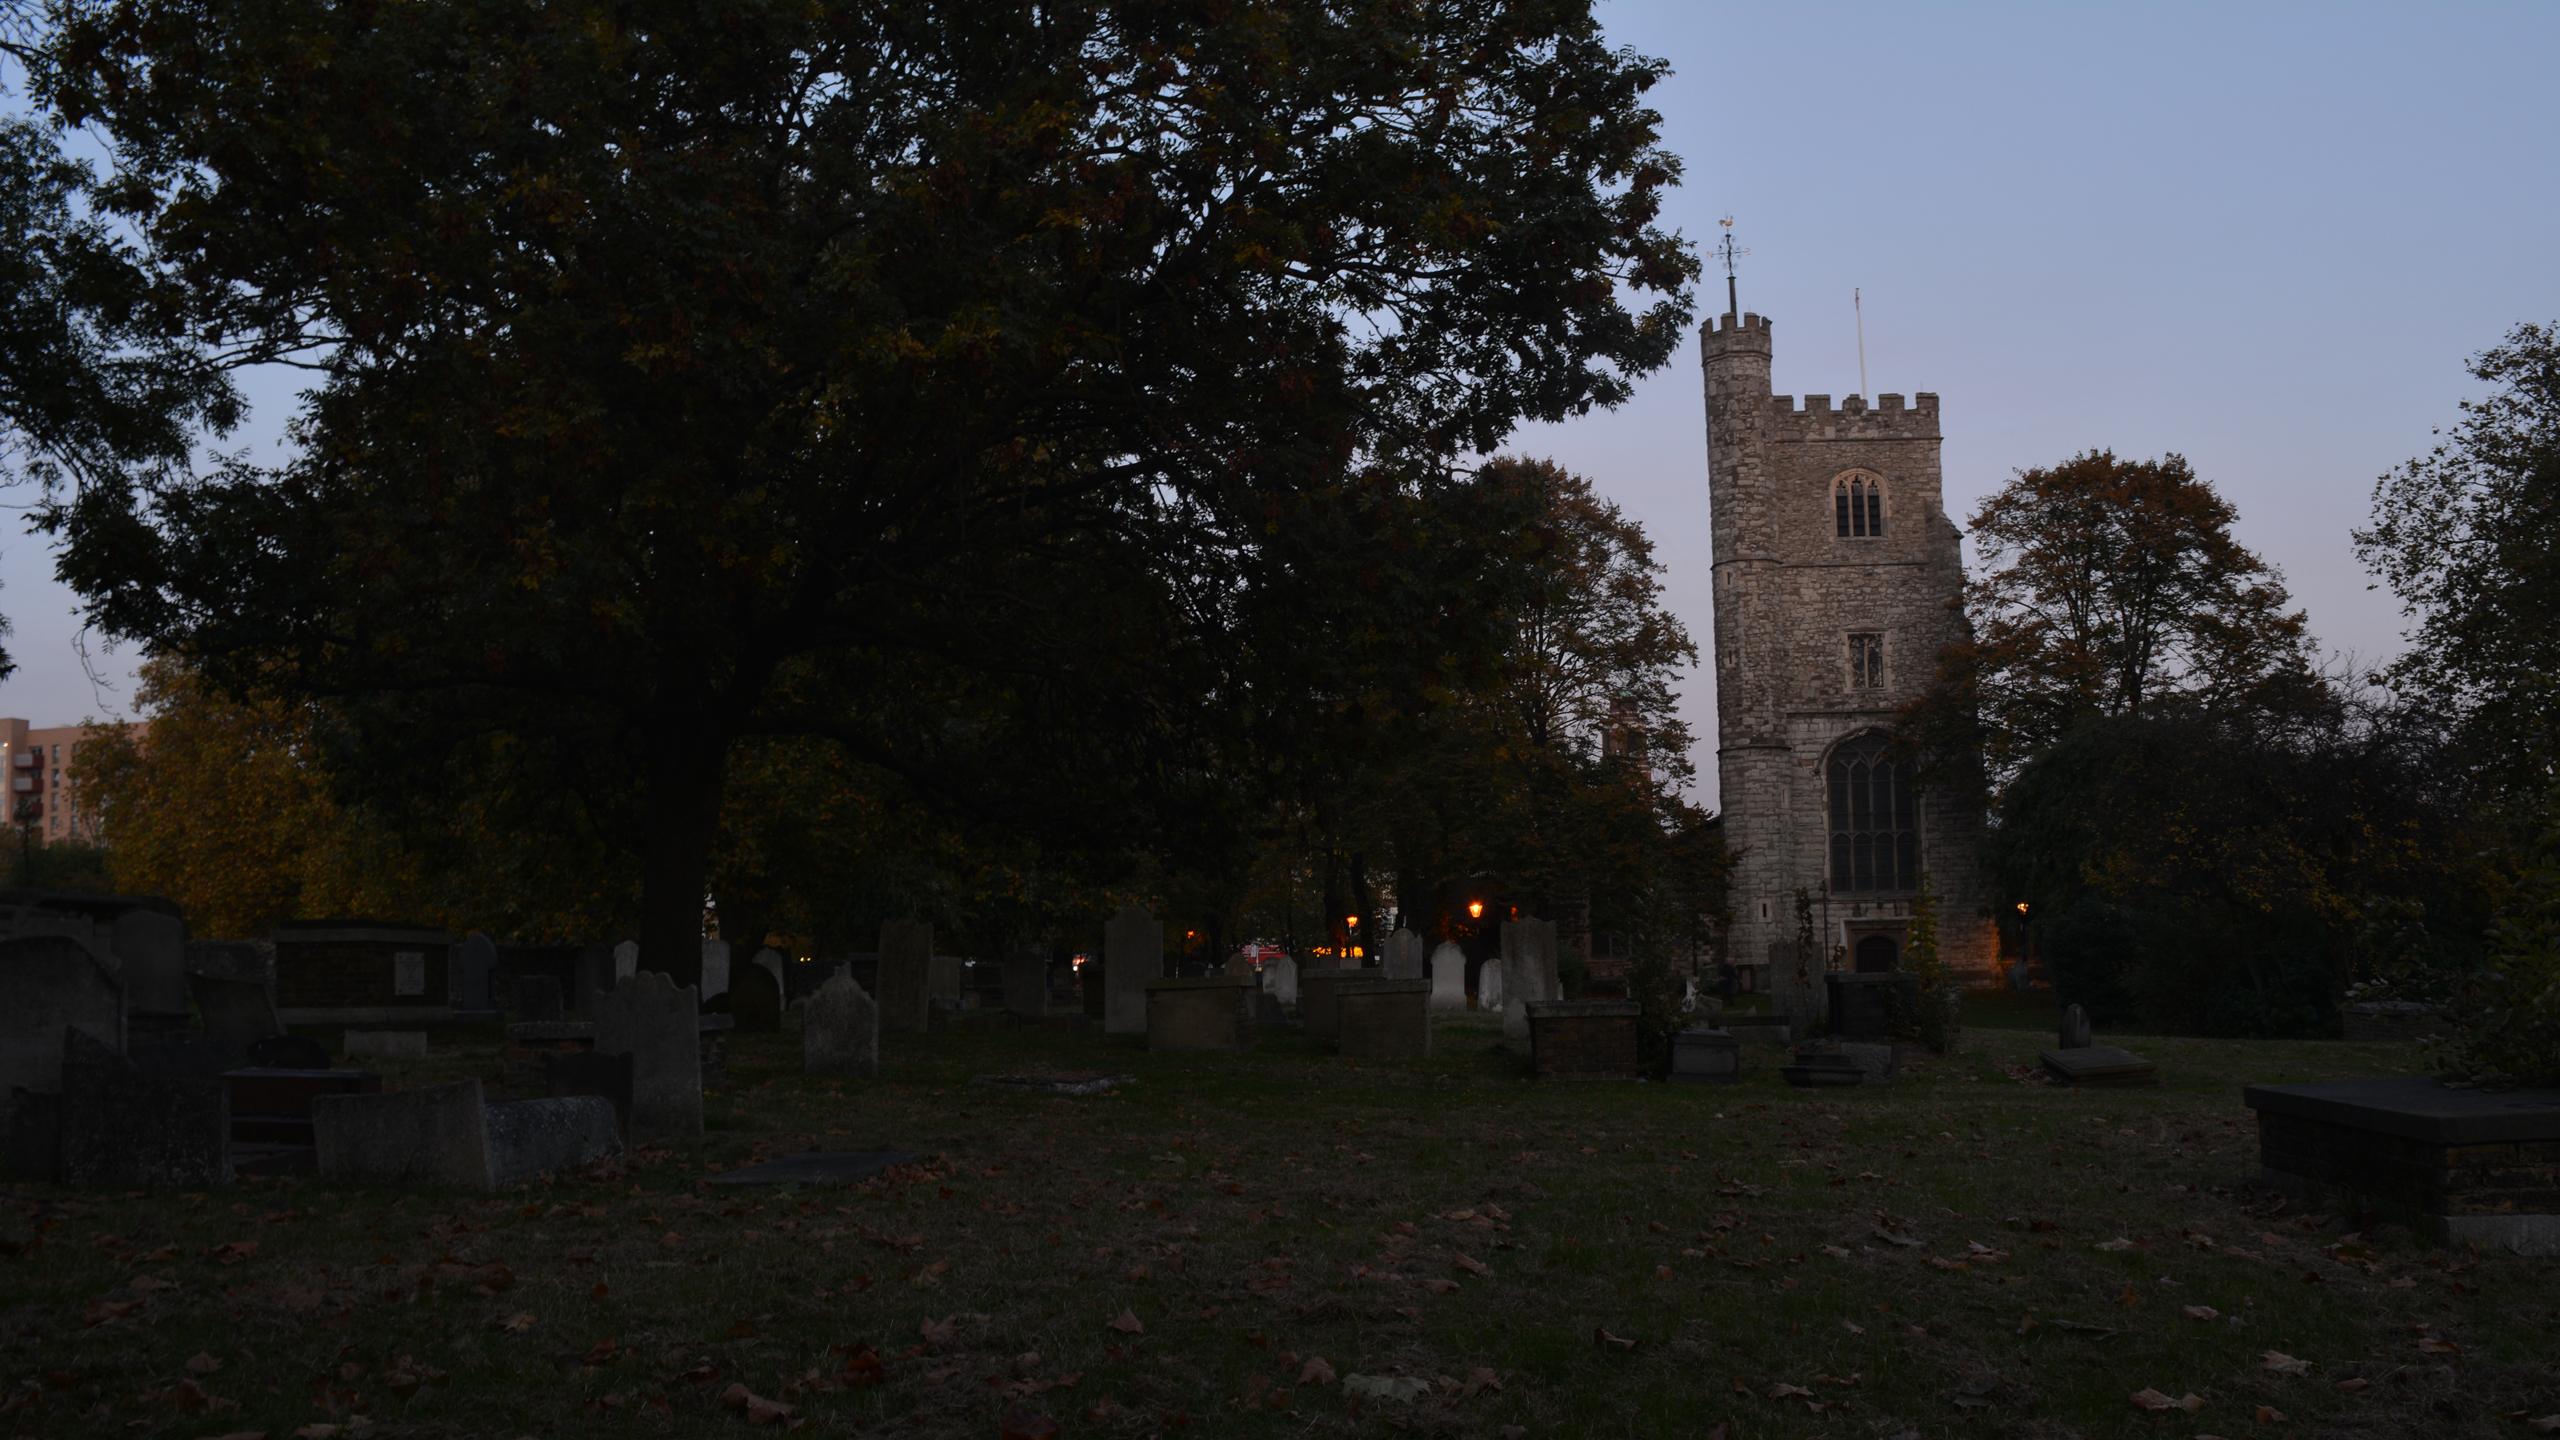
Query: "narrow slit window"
1849 633 1885 688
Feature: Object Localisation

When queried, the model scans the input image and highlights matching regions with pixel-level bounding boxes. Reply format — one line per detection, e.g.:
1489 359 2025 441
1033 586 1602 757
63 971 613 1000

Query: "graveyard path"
1 1012 2554 1437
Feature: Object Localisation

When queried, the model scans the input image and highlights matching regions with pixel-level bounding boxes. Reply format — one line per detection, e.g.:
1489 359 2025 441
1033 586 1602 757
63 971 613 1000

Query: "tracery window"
1827 732 1918 893
1834 473 1884 538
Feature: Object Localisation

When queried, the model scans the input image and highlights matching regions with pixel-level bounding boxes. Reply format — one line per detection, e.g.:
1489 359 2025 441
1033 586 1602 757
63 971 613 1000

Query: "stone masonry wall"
1703 312 1997 979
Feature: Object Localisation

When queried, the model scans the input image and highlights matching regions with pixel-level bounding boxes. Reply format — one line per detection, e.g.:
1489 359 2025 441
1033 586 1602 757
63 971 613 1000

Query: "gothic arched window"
1834 473 1884 538
1827 731 1918 893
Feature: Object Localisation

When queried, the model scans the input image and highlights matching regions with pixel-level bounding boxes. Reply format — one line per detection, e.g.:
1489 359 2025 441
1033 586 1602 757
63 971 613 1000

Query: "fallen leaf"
2129 1388 2202 1413
1105 1309 1144 1336
1463 1366 1501 1397
1297 1357 1334 1386
2522 1416 2560 1433
2260 1351 2311 1376
2255 1405 2287 1423
2181 1306 2219 1322
919 1316 957 1348
2415 1337 2460 1355
185 1352 221 1374
1594 1328 1638 1351
1452 1253 1492 1277
2336 1377 2369 1393
719 1382 793 1425
1767 1383 1814 1400
1423 1279 1459 1295
499 1313 537 1334
2095 1237 2136 1252
211 1242 259 1264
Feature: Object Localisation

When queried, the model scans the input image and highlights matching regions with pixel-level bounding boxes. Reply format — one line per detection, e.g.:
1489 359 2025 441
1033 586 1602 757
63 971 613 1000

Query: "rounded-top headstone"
2059 1003 2092 1050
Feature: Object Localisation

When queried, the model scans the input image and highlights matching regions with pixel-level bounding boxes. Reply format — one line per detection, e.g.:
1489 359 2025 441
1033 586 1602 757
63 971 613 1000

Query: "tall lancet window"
1835 473 1884 538
1827 731 1918 893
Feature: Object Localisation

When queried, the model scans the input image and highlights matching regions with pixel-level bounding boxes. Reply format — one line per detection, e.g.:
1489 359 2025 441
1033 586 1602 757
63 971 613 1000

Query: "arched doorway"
1854 934 1899 973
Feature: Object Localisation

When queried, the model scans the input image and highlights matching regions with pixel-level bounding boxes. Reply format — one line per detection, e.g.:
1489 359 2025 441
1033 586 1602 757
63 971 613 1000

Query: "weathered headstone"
1002 948 1048 1019
449 932 498 1011
730 959 783 1032
571 944 617 1017
804 973 880 1079
1499 917 1559 1039
1427 942 1467 1011
484 1096 622 1185
0 935 124 1120
699 938 732 1000
1103 905 1161 1037
1262 953 1299 1008
612 940 639 982
1222 953 1257 982
1335 978 1431 1059
57 1030 233 1188
1768 938 1825 1036
313 1079 493 1190
188 972 283 1063
513 973 564 1022
1382 927 1426 981
2059 1003 2092 1049
875 919 933 1034
111 908 189 1018
927 954 967 1007
595 972 702 1144
1477 955 1504 1012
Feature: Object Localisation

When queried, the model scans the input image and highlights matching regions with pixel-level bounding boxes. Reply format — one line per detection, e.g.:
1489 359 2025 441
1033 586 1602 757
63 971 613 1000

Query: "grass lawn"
4 1002 2555 1438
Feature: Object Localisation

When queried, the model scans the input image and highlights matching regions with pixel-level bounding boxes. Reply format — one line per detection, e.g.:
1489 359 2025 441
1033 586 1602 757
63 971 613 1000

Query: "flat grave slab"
2041 1045 2158 1086
2244 1077 2560 1255
973 1071 1133 1096
708 1150 920 1187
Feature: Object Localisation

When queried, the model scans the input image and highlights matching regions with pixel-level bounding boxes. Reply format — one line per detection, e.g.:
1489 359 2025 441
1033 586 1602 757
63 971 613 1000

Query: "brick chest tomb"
1526 1000 1640 1080
2243 1077 2560 1255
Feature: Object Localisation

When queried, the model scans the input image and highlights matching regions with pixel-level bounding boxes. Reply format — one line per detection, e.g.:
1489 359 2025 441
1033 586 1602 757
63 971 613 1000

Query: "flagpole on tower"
1716 217 1746 320
1855 287 1869 399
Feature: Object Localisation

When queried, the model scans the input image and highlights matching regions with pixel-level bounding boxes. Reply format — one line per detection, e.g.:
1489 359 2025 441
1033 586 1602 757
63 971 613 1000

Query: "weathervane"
1716 217 1748 319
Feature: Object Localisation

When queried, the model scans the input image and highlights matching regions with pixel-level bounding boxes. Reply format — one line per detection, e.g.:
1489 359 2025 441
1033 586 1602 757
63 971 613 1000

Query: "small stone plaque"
708 1150 920 1187
2041 1045 2157 1086
392 951 426 996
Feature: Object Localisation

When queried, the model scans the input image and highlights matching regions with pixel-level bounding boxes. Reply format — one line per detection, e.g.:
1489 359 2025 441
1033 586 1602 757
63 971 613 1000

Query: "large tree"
1904 449 2325 792
25 1 1697 979
2356 321 2560 795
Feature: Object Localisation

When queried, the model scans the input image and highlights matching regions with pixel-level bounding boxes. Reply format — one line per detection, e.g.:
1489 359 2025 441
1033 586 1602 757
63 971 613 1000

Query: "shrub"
2434 798 2560 1089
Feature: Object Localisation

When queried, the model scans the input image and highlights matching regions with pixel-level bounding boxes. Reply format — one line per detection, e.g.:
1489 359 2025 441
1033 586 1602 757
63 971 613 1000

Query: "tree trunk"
638 724 731 991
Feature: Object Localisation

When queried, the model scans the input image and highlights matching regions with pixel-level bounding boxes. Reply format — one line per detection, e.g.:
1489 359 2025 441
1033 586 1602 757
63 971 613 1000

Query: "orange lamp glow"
2014 902 2030 915
1466 900 1484 920
1344 915 1359 928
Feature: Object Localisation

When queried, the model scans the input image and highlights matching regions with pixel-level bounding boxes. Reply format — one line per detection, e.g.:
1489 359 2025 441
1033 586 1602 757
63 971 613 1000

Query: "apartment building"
0 718 114 846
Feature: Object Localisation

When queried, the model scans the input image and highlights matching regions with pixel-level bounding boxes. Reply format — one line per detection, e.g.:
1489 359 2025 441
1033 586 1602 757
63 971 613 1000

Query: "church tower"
1701 307 1997 982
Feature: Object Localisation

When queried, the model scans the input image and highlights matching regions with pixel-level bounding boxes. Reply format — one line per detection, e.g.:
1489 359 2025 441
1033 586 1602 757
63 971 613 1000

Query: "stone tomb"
875 919 934 1034
51 1029 233 1188
595 972 702 1145
313 1078 620 1191
1144 976 1255 1053
188 972 284 1064
1668 1027 1741 1084
2040 1045 2157 1087
2245 1078 2560 1255
1525 1000 1639 1080
1334 977 1430 1060
1427 942 1467 1011
1 934 125 1116
1296 967 1366 1044
804 973 880 1079
1103 905 1161 1037
270 921 458 1026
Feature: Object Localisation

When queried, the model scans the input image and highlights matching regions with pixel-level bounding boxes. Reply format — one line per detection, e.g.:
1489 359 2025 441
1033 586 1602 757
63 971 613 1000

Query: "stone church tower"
1701 308 1998 982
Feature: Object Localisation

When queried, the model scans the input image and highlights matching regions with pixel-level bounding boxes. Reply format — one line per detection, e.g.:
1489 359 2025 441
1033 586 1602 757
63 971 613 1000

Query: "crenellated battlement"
1701 311 1773 356
1765 390 1939 436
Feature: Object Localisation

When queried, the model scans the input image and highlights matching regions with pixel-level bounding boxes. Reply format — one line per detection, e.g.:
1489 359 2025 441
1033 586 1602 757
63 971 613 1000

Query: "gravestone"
1335 978 1431 1059
484 1096 622 1185
730 959 783 1032
513 973 565 1022
545 1050 633 1138
804 973 880 1079
184 939 272 988
1669 1027 1741 1083
1144 977 1255 1053
1427 943 1467 1011
1262 953 1299 1008
313 1079 492 1189
1382 927 1426 981
927 954 967 1008
1003 949 1048 1019
875 919 933 1034
2059 1003 2092 1049
595 972 703 1144
449 932 498 1011
751 946 787 996
699 938 731 1000
58 1029 232 1188
1103 905 1161 1037
1477 955 1504 1012
611 940 639 981
1222 953 1257 982
571 944 617 1017
1768 939 1825 1036
188 973 283 1063
1499 917 1559 1039
111 908 189 1018
0 935 124 1120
